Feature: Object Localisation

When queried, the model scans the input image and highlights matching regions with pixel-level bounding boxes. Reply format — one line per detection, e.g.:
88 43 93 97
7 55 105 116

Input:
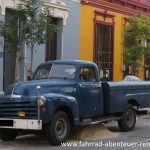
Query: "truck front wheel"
0 129 17 141
46 111 71 145
118 104 136 132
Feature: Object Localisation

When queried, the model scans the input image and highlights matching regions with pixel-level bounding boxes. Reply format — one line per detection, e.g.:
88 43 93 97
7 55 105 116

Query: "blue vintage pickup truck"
0 60 150 145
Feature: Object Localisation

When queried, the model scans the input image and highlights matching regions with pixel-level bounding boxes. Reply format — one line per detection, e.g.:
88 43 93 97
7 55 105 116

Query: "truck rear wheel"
46 111 71 145
0 129 17 141
118 104 136 132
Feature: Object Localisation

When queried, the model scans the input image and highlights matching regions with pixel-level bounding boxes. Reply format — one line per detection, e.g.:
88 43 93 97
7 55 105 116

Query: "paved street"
1 116 150 150
104 116 150 150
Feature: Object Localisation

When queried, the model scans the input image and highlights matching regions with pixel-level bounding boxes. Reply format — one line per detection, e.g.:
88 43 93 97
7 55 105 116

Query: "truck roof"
38 60 97 67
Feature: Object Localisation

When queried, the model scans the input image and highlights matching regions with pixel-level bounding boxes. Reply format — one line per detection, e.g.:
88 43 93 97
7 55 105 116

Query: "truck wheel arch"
54 106 74 126
128 99 139 110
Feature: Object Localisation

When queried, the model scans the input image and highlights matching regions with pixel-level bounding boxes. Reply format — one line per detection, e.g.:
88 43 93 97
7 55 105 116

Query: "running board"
80 116 122 126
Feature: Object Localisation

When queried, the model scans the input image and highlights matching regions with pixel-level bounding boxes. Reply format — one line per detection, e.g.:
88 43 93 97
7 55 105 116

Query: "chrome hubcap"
126 110 134 127
55 119 67 139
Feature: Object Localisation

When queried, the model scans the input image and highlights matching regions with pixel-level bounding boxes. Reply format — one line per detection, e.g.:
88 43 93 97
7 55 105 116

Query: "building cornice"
81 0 150 16
0 0 69 25
119 0 150 9
42 0 69 25
0 0 21 15
43 0 69 11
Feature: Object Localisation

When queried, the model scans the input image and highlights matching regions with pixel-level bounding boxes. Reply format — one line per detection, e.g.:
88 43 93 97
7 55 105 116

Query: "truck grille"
0 100 37 119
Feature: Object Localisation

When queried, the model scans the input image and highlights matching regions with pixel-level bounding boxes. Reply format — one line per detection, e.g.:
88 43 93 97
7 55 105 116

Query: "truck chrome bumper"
0 118 42 130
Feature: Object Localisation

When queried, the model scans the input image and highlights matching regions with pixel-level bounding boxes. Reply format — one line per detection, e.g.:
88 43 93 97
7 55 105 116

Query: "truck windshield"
49 64 76 79
32 64 52 80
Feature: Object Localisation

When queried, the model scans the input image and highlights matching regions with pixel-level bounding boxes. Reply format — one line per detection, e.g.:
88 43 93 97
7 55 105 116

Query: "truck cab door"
76 66 103 118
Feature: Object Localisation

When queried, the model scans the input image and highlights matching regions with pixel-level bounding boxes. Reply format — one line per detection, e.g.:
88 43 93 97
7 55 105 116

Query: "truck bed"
102 81 150 114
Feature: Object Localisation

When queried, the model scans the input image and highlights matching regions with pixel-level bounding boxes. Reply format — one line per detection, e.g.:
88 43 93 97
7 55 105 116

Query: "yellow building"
80 0 150 81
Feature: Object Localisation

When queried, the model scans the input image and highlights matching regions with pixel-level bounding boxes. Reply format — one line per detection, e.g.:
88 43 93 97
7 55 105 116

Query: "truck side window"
80 66 97 82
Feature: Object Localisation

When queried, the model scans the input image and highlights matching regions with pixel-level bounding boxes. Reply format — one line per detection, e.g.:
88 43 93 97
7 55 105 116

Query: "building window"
95 23 114 81
45 18 57 61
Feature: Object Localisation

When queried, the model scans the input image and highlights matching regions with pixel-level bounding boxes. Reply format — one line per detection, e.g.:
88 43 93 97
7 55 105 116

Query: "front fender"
40 93 79 125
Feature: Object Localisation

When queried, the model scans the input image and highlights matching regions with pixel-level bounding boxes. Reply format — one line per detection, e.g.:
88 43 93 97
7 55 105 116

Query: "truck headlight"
37 96 46 106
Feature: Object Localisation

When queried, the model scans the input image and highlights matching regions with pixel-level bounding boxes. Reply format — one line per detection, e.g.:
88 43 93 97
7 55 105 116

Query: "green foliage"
123 14 150 73
125 15 150 41
123 45 143 68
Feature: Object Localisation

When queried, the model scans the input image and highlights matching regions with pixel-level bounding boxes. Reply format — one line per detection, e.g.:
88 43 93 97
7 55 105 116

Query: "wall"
32 0 80 71
62 0 80 60
80 4 126 81
79 0 150 81
25 44 45 75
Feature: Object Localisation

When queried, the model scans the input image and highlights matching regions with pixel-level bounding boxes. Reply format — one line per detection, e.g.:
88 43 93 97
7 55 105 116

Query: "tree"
0 0 57 81
123 14 150 76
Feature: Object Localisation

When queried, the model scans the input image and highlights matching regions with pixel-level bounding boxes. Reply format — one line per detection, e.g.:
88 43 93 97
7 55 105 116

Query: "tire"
46 111 71 145
118 104 136 132
0 129 17 141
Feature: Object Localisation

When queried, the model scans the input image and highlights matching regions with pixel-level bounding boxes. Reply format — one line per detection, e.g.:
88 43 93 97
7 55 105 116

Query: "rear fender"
124 94 140 110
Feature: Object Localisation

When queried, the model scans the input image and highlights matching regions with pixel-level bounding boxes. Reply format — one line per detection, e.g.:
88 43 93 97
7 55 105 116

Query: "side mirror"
27 76 31 81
